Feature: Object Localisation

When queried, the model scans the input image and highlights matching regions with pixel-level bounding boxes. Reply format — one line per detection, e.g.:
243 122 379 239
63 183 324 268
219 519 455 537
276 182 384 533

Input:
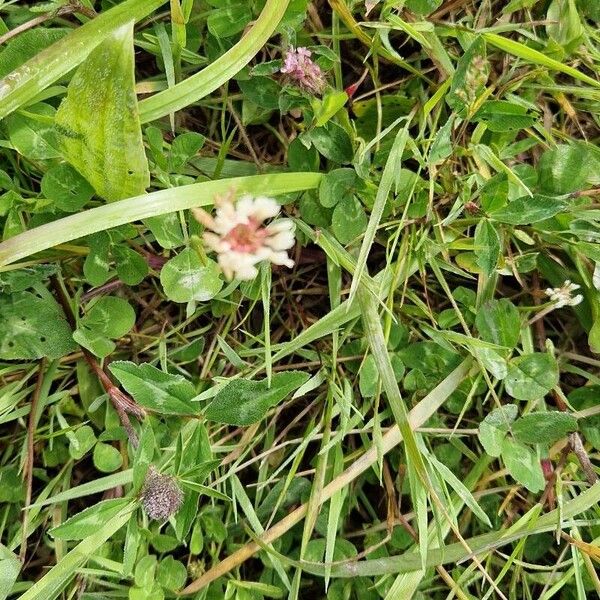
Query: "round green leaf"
156 556 187 591
160 248 222 303
41 163 95 212
505 353 559 401
331 195 367 244
501 437 545 492
6 102 61 160
93 442 123 473
319 168 357 208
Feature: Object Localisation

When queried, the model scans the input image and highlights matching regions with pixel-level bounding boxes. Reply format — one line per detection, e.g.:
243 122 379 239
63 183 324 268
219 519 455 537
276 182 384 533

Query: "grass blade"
483 32 600 90
0 172 321 267
138 0 290 123
18 502 135 600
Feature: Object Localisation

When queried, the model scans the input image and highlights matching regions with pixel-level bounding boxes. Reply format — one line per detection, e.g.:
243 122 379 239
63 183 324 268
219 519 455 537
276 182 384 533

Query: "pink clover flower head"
280 46 326 94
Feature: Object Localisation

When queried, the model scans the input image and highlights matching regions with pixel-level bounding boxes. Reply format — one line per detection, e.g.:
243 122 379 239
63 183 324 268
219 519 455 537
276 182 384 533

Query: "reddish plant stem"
50 277 143 448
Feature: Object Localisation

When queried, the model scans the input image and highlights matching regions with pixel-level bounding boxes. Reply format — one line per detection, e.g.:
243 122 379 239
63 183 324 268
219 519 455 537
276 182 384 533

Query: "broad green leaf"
109 361 198 415
288 137 319 172
156 556 188 591
501 438 545 492
490 195 567 225
207 3 253 38
475 299 521 349
0 173 321 267
319 168 357 208
6 102 61 160
505 353 559 401
145 213 185 249
135 555 157 588
83 232 111 287
55 21 150 202
314 91 348 127
405 0 442 14
160 249 222 303
568 386 600 451
168 132 206 173
299 192 332 227
93 442 123 473
473 101 536 132
538 144 591 195
547 0 583 51
238 76 281 110
68 425 97 460
0 544 20 600
0 265 57 293
0 0 165 120
359 354 379 398
512 412 578 445
474 219 500 276
331 195 367 244
0 28 68 78
50 498 130 540
0 290 77 360
478 404 518 457
475 347 507 380
307 122 353 163
205 371 310 425
113 245 148 286
41 163 95 212
73 296 135 358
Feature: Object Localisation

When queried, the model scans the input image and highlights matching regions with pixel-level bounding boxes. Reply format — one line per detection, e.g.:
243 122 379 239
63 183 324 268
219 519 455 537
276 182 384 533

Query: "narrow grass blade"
0 0 166 120
138 0 290 123
18 502 135 600
0 172 321 267
483 33 600 90
299 483 600 578
349 116 412 303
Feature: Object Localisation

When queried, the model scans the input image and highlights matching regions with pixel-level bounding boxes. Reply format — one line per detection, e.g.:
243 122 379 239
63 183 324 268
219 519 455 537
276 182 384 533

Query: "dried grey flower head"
141 466 183 520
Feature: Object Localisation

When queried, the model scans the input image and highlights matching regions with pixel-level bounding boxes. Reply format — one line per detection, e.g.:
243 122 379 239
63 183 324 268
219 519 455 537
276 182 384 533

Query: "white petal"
235 263 259 280
266 219 295 234
269 250 294 268
265 230 295 251
192 208 217 230
203 232 226 252
570 294 583 306
235 195 256 222
251 196 280 221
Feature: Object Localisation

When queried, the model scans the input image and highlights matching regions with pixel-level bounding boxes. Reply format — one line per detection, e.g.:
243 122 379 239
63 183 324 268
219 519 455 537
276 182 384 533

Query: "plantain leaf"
55 21 149 202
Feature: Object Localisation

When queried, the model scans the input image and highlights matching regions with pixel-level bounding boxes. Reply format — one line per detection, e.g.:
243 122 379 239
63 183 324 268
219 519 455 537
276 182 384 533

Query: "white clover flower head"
280 46 326 94
193 190 295 281
545 280 583 308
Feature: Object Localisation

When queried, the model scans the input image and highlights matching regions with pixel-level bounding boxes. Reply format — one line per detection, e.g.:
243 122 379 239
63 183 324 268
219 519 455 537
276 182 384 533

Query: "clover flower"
141 467 183 520
280 46 326 94
193 191 295 281
545 280 583 308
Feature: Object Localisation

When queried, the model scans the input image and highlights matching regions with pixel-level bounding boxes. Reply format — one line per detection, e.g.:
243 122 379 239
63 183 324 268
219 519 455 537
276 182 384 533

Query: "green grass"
0 1 600 599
